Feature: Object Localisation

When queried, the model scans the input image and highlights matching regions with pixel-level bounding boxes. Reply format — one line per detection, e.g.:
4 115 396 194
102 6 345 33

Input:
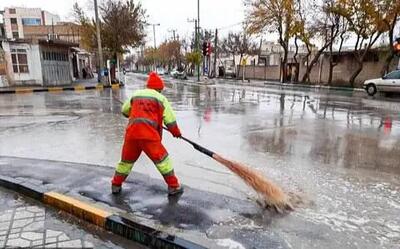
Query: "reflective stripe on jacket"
121 89 178 141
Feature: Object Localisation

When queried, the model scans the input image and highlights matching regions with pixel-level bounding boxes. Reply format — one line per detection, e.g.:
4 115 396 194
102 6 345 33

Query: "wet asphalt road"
0 74 400 248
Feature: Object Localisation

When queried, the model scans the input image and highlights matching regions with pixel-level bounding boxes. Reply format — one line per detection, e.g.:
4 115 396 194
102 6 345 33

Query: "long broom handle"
174 132 215 158
113 95 216 158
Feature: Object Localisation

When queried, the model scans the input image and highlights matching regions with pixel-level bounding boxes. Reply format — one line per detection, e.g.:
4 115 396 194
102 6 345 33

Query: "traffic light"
395 38 400 54
206 42 212 56
202 42 207 56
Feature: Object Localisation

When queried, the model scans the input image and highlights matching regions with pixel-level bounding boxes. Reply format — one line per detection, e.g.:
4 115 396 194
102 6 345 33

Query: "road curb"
0 175 205 249
0 83 123 95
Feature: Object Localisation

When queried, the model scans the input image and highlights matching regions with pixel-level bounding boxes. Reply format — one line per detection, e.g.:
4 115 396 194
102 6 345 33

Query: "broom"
113 96 293 212
178 136 293 213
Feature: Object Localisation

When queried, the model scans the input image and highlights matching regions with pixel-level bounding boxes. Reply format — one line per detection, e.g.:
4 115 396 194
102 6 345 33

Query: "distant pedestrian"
82 68 87 79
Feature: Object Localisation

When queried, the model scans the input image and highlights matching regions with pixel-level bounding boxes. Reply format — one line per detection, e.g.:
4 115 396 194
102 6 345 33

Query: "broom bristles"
213 154 293 212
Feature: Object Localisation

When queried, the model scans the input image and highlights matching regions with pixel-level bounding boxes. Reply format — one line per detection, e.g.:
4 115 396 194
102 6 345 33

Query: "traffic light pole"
197 0 200 82
213 29 218 78
94 0 104 84
195 20 200 82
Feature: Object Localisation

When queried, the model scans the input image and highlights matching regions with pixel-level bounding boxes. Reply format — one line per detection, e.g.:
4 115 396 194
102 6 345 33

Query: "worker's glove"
168 125 182 138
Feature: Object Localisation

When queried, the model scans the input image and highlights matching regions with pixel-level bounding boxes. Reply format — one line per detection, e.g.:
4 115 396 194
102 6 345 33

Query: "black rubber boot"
168 186 184 196
111 185 122 195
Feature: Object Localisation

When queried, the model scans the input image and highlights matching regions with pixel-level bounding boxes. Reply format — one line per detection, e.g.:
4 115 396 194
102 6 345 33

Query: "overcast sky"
0 0 247 46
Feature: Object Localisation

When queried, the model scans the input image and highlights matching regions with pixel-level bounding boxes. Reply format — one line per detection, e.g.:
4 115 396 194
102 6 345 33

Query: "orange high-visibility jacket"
122 89 178 141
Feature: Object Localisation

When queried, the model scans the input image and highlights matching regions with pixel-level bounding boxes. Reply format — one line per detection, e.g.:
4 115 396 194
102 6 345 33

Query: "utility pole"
149 23 160 71
188 18 200 81
151 23 160 49
197 0 200 82
213 29 218 78
94 0 104 84
168 29 177 41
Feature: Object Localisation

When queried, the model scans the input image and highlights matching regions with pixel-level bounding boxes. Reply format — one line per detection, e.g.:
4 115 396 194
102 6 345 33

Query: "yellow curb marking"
74 85 86 91
48 87 63 92
111 84 120 89
44 192 110 227
96 84 104 90
15 88 34 94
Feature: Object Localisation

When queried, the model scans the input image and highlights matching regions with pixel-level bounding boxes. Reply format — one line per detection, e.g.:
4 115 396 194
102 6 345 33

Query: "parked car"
156 67 165 75
364 70 400 96
225 65 236 78
170 69 187 80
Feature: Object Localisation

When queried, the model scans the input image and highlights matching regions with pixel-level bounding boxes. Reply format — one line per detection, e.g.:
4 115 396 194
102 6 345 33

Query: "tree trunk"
349 61 363 87
381 53 395 76
281 48 288 83
110 52 117 82
381 14 397 76
301 47 327 83
328 61 334 86
301 47 325 82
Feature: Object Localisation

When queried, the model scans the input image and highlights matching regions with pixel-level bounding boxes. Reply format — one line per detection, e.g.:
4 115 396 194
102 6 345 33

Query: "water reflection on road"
0 76 399 248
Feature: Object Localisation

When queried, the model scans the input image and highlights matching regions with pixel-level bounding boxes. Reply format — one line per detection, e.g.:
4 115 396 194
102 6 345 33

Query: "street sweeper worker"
111 72 183 196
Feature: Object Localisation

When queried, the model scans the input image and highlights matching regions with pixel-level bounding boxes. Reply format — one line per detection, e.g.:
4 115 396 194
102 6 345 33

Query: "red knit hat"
147 72 164 90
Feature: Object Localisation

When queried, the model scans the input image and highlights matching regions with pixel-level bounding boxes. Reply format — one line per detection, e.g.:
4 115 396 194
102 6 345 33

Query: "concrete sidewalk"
0 82 122 95
0 187 142 248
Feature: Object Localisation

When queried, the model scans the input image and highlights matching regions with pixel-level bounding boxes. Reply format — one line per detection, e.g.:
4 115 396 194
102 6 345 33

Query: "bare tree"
245 0 295 83
332 0 389 86
220 32 258 67
73 0 146 81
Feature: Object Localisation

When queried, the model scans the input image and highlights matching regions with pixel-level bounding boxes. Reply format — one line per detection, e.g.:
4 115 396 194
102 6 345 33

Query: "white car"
364 70 400 96
156 67 165 75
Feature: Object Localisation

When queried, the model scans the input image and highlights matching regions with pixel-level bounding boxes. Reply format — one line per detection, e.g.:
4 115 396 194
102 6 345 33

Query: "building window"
22 18 42 26
9 8 16 14
11 49 29 74
12 32 19 39
10 18 18 24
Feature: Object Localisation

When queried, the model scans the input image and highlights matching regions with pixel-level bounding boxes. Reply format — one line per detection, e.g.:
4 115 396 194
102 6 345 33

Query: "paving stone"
23 221 44 231
10 228 21 234
8 233 20 239
31 239 43 246
0 221 10 230
0 235 6 241
14 210 35 219
12 218 34 228
46 229 63 238
6 238 31 247
35 216 45 221
0 230 7 236
21 231 43 241
0 212 12 222
57 239 82 248
27 206 45 214
44 243 57 248
58 233 69 241
46 237 57 243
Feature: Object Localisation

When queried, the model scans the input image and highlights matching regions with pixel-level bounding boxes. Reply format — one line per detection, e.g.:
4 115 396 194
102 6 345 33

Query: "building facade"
2 7 60 39
2 39 76 86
